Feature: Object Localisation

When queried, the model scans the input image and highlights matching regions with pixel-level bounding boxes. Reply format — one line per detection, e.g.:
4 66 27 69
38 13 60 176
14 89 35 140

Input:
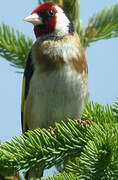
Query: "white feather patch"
55 5 70 35
42 39 80 63
26 65 87 130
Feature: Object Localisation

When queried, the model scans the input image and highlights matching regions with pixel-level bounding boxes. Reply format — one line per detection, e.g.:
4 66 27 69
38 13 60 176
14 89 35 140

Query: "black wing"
21 49 34 133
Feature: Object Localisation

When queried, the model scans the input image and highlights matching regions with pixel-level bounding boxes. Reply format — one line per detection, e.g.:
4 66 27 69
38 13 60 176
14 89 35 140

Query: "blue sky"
0 0 118 146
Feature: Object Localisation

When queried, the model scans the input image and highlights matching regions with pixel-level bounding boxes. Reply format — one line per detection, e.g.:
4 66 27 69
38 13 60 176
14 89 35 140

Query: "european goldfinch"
21 2 88 178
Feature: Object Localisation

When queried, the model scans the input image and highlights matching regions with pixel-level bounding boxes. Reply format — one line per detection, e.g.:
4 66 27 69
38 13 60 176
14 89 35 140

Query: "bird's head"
24 2 74 38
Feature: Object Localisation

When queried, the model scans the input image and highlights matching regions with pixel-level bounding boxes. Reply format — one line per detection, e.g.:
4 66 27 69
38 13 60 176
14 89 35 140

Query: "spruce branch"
0 23 33 69
66 101 118 179
79 124 118 180
0 102 117 179
66 122 118 180
82 102 117 124
0 119 87 176
29 172 78 180
41 172 78 180
83 4 118 47
113 97 118 119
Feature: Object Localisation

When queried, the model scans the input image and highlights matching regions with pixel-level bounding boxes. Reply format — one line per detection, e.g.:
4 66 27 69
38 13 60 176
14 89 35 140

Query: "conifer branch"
0 102 118 179
0 1 118 179
83 4 118 47
0 119 87 176
113 97 118 119
41 172 77 180
82 102 117 124
0 23 33 69
27 172 78 180
66 122 118 179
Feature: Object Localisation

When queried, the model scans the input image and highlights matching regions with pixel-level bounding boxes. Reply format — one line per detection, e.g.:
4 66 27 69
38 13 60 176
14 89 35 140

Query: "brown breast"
32 32 88 76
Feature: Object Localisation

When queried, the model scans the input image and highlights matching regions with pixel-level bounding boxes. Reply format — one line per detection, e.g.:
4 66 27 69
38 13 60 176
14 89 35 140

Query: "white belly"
25 65 87 130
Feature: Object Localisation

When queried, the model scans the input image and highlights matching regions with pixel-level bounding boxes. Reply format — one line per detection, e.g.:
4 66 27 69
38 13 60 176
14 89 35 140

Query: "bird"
21 2 88 179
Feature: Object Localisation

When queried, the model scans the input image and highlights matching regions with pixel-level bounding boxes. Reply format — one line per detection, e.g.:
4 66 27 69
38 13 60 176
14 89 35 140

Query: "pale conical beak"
24 13 42 25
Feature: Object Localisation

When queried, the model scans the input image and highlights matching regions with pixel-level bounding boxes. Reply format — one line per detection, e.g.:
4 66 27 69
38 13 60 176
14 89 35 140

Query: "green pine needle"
83 4 118 47
0 1 118 179
113 97 118 118
0 101 118 179
66 122 118 179
0 23 33 69
31 172 77 180
0 119 87 176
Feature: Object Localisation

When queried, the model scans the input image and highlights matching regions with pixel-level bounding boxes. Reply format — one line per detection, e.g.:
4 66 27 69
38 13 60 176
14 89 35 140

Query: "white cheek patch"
55 6 70 34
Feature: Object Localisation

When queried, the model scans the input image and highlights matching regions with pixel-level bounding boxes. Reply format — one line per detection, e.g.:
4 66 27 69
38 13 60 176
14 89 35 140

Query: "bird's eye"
48 10 56 17
37 10 56 21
